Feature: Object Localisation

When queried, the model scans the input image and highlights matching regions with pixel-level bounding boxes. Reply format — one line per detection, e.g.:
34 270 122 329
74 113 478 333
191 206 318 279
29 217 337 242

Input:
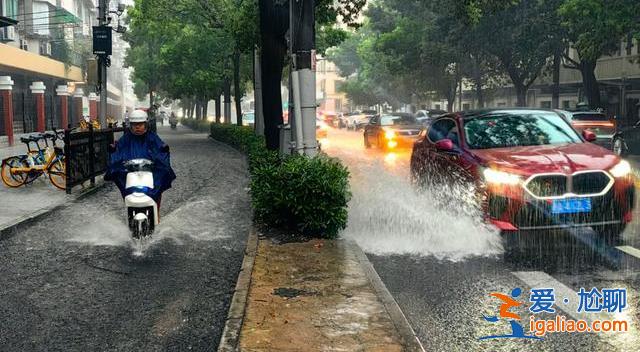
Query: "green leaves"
559 0 639 62
210 123 352 238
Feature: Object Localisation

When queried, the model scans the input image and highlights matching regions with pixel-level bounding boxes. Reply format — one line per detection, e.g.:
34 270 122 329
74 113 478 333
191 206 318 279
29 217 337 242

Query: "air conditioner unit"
0 26 17 42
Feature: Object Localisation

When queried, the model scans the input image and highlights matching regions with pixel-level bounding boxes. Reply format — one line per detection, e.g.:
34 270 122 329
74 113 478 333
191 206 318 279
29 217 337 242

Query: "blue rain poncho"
105 130 176 202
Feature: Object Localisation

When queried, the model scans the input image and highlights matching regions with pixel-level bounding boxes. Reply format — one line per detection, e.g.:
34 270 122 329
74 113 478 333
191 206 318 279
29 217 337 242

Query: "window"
562 100 572 109
497 102 506 107
463 103 470 111
540 101 551 109
434 104 441 110
428 118 456 144
33 2 50 36
2 0 18 18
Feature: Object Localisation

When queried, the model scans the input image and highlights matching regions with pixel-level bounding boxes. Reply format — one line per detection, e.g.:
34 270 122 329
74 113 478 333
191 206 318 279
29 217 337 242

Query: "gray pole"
290 0 317 156
98 0 109 125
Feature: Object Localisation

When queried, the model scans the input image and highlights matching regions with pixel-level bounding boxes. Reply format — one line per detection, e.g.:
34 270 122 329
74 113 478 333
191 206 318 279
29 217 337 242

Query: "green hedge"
210 123 351 238
180 118 211 132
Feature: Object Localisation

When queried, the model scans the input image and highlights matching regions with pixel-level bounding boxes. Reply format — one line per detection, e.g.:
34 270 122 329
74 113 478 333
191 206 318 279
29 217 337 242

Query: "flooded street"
0 127 251 351
324 127 640 351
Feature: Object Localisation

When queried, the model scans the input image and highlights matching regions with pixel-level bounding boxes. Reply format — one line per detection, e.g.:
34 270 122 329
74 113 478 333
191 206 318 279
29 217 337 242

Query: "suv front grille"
526 175 567 197
524 171 613 199
573 172 612 195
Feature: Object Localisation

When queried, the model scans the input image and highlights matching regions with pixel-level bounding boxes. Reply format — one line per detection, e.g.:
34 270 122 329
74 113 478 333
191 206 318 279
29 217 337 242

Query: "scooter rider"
105 109 176 209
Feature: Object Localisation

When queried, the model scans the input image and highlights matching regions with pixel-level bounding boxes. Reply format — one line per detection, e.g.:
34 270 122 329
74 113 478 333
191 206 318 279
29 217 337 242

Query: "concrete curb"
0 182 106 240
217 229 259 352
348 240 426 352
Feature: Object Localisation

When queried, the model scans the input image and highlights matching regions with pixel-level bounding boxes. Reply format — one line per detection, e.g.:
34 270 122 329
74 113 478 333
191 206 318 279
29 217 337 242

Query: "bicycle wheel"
1 156 28 187
48 157 66 190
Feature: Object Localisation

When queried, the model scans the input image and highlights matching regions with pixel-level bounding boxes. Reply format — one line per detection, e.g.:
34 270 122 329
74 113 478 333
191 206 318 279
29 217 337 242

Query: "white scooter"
123 159 158 239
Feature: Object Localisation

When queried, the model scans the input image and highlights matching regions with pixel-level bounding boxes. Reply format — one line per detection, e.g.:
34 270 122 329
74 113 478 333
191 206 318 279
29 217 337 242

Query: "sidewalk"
220 231 424 352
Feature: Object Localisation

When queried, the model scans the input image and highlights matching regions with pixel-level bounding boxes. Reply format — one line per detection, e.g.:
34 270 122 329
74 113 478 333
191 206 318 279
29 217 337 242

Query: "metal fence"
64 126 124 194
0 92 5 136
45 93 60 130
12 91 36 134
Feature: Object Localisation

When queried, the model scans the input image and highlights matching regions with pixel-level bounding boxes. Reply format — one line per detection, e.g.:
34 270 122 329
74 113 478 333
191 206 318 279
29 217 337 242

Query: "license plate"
551 198 592 214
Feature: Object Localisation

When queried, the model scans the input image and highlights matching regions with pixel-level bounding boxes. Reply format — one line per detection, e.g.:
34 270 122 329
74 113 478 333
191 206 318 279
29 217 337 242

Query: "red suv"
410 109 635 242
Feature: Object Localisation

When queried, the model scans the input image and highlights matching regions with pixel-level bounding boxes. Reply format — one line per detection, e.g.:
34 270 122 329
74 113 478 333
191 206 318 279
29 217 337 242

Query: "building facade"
316 58 349 113
423 39 640 125
0 0 126 144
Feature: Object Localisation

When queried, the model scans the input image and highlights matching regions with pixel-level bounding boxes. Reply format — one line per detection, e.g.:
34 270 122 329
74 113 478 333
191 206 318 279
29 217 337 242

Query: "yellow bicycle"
1 132 66 190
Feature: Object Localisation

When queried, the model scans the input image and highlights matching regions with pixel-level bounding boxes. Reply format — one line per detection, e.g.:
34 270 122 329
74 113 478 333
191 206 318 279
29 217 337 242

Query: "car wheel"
613 137 627 156
593 223 626 246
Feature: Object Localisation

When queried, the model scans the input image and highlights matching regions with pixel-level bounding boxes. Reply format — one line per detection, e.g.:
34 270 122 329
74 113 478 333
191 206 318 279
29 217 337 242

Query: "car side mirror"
435 139 455 151
582 130 597 142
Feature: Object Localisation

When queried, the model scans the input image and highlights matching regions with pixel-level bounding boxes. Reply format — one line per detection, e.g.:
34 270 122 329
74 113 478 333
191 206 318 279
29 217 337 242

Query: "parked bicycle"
1 130 66 190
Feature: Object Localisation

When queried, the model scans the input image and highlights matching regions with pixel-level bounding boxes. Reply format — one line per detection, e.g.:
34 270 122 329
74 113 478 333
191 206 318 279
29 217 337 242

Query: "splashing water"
324 130 503 261
64 193 232 256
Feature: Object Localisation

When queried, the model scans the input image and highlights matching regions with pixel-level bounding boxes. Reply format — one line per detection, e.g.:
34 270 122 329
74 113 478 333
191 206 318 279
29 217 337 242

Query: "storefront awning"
0 16 18 28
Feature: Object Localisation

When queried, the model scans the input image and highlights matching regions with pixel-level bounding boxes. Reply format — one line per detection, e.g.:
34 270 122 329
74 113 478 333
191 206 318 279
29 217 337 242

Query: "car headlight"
610 160 631 178
384 129 396 139
483 168 521 185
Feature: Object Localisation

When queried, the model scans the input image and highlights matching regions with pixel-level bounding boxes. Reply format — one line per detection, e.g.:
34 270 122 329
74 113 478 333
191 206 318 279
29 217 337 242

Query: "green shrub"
210 123 351 238
180 118 211 132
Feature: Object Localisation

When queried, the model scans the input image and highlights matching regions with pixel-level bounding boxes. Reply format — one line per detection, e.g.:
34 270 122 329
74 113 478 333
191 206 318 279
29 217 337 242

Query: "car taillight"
572 121 614 127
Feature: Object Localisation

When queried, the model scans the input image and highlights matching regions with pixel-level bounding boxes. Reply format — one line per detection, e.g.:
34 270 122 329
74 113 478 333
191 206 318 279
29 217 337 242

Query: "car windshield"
380 115 417 126
464 111 582 149
571 113 608 121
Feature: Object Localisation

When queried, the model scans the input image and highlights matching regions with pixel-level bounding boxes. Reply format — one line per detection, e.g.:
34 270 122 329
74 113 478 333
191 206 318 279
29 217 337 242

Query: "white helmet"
129 109 148 123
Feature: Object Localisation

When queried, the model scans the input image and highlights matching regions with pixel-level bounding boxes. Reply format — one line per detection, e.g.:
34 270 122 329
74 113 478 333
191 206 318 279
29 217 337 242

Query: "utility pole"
290 0 317 156
97 0 109 126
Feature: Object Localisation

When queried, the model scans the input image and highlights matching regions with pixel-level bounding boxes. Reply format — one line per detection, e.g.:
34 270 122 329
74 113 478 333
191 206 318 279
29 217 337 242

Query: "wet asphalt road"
324 128 640 351
0 126 251 351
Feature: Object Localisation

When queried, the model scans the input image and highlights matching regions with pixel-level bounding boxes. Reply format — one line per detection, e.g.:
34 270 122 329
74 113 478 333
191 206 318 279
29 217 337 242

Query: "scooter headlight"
483 168 521 185
610 160 631 178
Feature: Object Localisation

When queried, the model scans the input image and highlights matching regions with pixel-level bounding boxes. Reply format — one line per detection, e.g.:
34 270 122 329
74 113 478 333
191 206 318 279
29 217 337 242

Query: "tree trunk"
515 83 527 107
149 90 154 118
203 98 209 120
446 78 457 112
224 79 232 123
215 97 221 123
233 49 243 126
259 0 289 150
472 58 484 108
580 60 601 109
552 50 561 109
195 100 202 120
